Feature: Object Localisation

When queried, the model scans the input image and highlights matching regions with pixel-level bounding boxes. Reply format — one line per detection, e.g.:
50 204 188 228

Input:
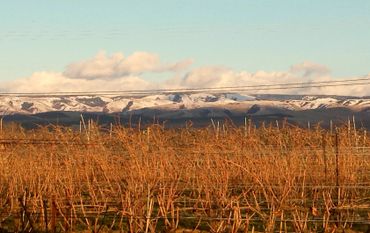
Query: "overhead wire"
0 77 369 97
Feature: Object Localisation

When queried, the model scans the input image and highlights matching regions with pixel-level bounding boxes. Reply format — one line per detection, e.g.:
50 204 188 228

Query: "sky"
1 0 370 95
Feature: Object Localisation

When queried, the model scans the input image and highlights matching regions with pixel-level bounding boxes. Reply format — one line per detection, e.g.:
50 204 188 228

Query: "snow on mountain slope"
288 97 339 110
0 93 370 115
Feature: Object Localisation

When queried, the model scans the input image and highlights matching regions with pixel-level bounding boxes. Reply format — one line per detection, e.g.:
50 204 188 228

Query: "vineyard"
0 120 369 232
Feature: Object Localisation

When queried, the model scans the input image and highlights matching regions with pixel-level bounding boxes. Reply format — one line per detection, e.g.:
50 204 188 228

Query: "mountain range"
1 93 370 128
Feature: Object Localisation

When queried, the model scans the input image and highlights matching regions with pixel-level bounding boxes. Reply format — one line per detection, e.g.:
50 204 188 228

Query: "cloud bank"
3 72 153 93
64 51 192 80
2 51 369 96
290 61 330 77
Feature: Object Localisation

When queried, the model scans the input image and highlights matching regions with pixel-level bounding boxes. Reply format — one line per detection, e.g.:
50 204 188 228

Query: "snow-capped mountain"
0 93 369 115
1 93 370 129
0 93 254 115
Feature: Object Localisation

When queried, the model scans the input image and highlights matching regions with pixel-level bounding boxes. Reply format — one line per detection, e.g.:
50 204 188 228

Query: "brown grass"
0 121 369 232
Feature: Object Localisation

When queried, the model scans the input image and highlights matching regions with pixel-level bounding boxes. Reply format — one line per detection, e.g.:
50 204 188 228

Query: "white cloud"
3 72 153 93
174 66 297 90
1 52 369 96
166 65 369 96
290 61 330 77
63 51 192 80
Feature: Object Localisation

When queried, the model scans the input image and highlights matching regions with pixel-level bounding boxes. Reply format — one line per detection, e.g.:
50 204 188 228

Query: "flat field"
0 121 369 232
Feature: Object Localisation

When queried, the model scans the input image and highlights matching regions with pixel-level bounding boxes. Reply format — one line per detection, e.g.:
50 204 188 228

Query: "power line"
0 77 369 97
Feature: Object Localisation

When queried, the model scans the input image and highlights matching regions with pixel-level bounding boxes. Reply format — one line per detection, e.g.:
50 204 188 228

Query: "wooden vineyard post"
322 133 327 184
335 131 342 227
51 196 57 233
244 117 247 137
43 199 49 233
335 132 340 205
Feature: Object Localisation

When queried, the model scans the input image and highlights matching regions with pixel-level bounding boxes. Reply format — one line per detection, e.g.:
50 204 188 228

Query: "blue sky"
1 0 370 83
